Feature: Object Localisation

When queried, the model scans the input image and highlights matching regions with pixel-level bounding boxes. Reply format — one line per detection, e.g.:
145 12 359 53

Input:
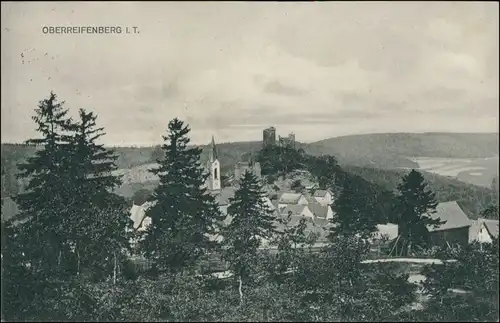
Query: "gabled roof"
479 218 499 239
305 196 317 204
279 204 308 217
287 215 314 227
313 190 331 198
278 192 304 204
427 201 472 232
262 196 276 211
275 216 328 241
314 217 330 227
469 218 499 242
308 202 329 219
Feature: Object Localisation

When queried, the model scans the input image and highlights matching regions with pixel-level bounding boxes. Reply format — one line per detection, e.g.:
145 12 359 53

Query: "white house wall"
326 206 334 219
477 223 493 243
314 192 333 206
301 206 314 218
298 195 309 205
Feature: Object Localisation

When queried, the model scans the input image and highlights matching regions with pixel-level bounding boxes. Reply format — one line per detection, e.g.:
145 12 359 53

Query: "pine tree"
221 170 277 306
141 118 222 274
13 92 76 277
393 169 442 256
328 175 379 240
66 109 132 280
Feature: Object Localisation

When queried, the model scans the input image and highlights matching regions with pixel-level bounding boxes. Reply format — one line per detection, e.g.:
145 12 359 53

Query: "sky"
1 1 498 146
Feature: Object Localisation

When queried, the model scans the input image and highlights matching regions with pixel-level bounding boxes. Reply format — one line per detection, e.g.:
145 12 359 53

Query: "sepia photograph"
1 1 499 322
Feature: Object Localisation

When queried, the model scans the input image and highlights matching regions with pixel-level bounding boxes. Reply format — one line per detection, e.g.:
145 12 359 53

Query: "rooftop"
308 202 330 219
482 218 499 238
278 192 304 204
474 218 500 238
313 190 331 198
427 201 472 232
279 204 308 216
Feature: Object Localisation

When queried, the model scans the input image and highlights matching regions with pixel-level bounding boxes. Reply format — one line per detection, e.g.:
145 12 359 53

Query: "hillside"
343 165 498 219
2 151 498 223
310 133 498 159
3 132 497 181
3 164 496 223
204 133 499 184
113 162 496 219
2 132 498 208
305 133 499 187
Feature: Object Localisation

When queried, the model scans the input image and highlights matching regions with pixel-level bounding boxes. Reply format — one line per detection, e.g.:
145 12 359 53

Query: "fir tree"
393 169 442 256
221 170 277 306
328 175 379 240
141 118 222 274
66 109 132 280
13 92 76 277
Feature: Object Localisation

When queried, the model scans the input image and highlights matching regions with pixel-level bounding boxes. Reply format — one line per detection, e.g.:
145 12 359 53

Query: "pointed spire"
209 135 218 161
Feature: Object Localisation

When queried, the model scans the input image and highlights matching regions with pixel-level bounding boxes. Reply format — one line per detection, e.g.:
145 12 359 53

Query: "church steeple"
207 135 221 191
209 135 218 162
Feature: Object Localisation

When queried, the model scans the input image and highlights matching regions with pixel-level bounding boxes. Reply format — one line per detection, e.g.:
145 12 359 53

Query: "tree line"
1 92 498 322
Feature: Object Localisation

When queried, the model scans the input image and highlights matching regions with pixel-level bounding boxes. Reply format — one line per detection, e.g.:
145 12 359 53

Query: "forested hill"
2 141 498 221
307 132 499 169
3 132 497 173
343 165 498 220
2 132 498 220
311 132 498 158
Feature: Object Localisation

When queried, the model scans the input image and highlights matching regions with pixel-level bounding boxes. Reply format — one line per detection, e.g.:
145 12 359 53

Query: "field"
406 157 499 188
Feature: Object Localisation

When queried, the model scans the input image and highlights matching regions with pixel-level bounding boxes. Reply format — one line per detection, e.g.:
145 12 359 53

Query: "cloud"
1 2 498 146
262 80 305 96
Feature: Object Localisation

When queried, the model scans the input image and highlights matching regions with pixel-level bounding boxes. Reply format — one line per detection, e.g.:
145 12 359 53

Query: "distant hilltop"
2 132 498 172
308 132 499 160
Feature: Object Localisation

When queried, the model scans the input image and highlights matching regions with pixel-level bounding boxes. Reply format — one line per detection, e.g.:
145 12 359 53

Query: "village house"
277 192 309 209
270 214 330 250
279 204 314 219
313 189 334 206
373 223 399 242
469 218 499 244
307 202 334 219
369 223 399 256
129 200 154 232
426 201 472 247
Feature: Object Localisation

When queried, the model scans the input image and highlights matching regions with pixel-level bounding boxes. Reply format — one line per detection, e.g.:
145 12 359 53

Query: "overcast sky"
1 1 498 146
